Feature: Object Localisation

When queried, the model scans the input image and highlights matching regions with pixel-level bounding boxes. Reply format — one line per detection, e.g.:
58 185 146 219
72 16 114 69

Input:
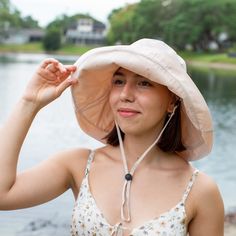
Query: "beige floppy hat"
70 38 213 161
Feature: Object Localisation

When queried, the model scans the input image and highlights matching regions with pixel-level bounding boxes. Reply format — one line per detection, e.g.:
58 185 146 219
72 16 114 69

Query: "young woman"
0 39 224 236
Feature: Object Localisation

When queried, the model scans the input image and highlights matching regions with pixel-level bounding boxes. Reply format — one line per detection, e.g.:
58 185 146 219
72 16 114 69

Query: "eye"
138 80 152 87
112 78 126 86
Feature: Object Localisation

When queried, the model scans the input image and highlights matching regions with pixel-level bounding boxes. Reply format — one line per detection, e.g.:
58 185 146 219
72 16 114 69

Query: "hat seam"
74 91 112 133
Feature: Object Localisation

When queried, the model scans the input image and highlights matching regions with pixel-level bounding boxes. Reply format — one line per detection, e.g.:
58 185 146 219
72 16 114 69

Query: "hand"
22 58 77 109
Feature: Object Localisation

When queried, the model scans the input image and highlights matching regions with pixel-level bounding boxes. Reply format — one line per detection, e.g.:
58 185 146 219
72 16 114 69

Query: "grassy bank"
180 51 236 64
0 42 44 53
0 43 95 55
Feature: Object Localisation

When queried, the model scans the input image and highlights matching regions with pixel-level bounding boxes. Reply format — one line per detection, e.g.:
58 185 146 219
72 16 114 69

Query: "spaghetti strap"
84 150 95 177
182 169 199 203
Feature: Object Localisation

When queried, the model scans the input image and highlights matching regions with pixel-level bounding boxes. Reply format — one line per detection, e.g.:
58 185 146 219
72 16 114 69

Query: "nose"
120 82 135 102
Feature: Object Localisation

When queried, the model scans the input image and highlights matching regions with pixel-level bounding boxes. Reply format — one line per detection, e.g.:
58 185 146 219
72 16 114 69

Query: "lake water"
0 54 236 235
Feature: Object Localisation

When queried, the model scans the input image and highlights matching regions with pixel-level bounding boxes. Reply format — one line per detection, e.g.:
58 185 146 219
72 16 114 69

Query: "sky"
11 0 140 27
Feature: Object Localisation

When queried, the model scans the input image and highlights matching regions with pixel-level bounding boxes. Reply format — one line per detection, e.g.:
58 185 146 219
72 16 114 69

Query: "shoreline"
1 51 236 71
187 60 236 71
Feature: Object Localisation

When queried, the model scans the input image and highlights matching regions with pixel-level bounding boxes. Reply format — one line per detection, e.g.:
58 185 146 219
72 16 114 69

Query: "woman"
0 39 224 235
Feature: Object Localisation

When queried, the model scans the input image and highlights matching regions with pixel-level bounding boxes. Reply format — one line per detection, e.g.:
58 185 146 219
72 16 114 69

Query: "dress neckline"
80 168 198 234
84 176 186 233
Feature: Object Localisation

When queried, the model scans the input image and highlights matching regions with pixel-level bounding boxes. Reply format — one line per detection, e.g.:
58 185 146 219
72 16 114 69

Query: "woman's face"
109 68 174 137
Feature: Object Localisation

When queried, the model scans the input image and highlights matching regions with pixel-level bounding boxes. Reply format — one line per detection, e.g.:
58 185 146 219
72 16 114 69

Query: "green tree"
132 0 181 41
0 0 9 9
0 0 12 29
107 4 137 44
107 0 180 45
43 28 61 51
21 15 39 28
163 0 235 50
0 0 39 30
46 13 96 34
107 0 236 51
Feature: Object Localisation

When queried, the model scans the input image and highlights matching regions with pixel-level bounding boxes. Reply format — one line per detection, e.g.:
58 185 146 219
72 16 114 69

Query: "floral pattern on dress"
71 151 199 236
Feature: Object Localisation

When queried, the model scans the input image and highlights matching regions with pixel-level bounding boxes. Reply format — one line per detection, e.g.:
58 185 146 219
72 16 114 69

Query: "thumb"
56 76 78 96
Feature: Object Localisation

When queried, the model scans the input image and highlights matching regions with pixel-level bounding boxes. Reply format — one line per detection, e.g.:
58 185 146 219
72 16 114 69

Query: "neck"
121 132 162 168
115 116 173 170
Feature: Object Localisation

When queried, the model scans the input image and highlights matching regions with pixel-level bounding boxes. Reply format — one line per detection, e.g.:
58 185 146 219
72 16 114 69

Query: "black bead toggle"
125 173 133 181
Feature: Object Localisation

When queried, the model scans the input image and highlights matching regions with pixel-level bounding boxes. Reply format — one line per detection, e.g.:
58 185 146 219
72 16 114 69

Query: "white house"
65 18 106 45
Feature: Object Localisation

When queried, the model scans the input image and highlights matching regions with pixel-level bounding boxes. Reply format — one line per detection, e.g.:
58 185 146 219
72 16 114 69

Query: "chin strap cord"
115 105 178 223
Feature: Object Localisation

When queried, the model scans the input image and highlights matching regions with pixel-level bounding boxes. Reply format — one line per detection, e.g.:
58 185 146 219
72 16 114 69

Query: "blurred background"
0 0 236 235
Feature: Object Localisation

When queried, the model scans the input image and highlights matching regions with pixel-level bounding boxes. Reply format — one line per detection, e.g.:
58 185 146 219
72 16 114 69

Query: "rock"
17 218 69 236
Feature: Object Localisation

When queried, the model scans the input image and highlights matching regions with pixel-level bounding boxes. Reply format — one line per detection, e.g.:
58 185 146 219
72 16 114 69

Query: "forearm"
0 98 40 194
0 59 76 205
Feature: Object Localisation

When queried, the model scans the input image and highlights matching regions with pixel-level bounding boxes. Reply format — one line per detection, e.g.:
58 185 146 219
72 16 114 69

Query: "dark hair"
104 101 186 153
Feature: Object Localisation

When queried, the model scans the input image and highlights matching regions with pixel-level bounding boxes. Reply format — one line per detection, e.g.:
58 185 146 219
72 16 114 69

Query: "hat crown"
131 38 187 71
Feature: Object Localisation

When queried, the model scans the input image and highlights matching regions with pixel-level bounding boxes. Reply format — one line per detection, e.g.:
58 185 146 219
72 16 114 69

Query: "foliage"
21 15 39 28
46 14 74 31
0 0 39 31
107 0 236 51
163 0 236 50
43 28 61 51
46 13 99 33
107 4 137 44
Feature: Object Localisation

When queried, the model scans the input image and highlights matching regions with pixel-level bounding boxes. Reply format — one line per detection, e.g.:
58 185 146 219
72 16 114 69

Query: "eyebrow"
113 71 124 76
113 70 146 80
113 71 145 78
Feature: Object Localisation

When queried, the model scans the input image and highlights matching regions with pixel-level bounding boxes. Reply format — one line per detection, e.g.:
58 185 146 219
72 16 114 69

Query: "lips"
117 108 140 118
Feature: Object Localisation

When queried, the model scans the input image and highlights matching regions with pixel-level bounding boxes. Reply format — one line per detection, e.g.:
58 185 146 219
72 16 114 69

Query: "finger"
56 76 78 95
64 65 77 72
41 58 59 69
57 62 67 73
45 62 68 76
38 70 58 83
66 75 78 85
55 68 76 82
46 62 65 74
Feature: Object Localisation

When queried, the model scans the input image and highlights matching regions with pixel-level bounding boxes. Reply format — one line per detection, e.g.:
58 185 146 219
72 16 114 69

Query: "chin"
119 124 150 137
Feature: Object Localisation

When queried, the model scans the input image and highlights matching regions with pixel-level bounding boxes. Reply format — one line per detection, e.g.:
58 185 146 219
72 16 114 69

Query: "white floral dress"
71 151 199 236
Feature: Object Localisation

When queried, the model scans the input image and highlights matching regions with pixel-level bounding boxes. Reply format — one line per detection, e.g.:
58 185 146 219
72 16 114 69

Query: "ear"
167 94 179 113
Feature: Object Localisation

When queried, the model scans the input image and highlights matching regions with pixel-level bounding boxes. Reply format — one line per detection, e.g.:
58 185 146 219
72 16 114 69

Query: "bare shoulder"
194 171 223 203
192 171 224 212
188 170 224 235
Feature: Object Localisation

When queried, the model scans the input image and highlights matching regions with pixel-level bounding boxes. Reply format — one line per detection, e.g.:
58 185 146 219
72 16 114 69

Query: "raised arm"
0 58 77 210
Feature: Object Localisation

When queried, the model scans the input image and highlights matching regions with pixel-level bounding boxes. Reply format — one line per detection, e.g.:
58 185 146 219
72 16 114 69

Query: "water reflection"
188 67 236 209
189 67 236 102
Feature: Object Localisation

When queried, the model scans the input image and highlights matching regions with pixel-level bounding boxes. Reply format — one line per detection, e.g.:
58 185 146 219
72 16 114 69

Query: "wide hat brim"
71 39 213 161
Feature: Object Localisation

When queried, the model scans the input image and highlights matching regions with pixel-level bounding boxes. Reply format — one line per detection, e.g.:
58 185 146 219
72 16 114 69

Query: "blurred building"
65 18 106 45
0 28 45 44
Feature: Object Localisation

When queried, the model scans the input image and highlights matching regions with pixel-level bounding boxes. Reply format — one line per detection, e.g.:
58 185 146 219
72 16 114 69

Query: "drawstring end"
111 222 124 236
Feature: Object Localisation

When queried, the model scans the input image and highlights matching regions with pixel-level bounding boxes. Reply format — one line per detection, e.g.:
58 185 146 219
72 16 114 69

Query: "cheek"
109 90 119 111
143 93 170 116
